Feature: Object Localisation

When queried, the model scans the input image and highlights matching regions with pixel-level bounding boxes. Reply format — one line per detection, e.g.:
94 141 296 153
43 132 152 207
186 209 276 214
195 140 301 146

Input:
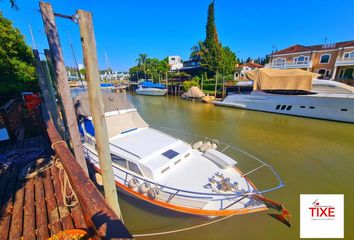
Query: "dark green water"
73 89 354 239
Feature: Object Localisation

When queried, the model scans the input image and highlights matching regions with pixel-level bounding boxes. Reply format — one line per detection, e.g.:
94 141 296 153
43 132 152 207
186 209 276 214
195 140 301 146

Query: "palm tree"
190 41 205 60
136 53 148 80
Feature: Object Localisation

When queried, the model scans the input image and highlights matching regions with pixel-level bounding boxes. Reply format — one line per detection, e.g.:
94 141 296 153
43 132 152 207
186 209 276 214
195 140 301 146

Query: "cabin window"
281 105 286 110
286 105 292 111
174 159 181 165
111 154 127 168
320 54 331 64
184 153 190 158
340 109 348 111
309 106 315 109
276 105 281 110
128 162 143 176
300 106 306 108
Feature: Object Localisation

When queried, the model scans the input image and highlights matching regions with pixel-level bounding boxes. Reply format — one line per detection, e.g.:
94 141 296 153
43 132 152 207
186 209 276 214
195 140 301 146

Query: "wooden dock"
0 136 87 239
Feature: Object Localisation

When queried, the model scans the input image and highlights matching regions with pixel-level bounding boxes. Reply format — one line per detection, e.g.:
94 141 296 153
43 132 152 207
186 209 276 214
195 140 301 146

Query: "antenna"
29 24 37 50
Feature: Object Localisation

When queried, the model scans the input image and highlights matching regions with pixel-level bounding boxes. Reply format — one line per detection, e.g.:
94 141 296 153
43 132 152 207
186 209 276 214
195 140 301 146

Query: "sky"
1 0 354 71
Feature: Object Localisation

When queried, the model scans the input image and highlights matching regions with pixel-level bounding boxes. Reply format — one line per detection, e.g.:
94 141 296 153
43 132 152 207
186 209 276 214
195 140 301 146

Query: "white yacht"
136 81 167 96
74 93 285 217
214 69 354 123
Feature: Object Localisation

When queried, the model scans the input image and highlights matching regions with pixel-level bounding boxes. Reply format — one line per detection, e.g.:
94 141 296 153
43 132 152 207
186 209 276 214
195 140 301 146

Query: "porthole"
340 109 348 111
300 106 306 108
309 106 315 109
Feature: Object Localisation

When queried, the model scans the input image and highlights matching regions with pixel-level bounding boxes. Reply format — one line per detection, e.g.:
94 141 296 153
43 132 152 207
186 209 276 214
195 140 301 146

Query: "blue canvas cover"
140 81 166 89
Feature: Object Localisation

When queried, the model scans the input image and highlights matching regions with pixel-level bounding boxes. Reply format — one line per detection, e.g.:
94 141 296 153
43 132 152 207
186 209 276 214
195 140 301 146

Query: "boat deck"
0 136 87 240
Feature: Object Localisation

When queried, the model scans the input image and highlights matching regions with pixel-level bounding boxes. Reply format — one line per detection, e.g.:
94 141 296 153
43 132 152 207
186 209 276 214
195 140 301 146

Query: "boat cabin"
75 92 191 181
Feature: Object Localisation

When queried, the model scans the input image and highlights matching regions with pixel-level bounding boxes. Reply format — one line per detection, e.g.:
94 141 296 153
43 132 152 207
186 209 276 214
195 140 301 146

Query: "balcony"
265 61 312 69
335 58 354 67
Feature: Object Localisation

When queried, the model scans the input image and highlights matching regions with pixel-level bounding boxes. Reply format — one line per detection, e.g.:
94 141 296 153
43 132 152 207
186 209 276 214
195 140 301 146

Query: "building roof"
238 62 263 68
273 41 354 55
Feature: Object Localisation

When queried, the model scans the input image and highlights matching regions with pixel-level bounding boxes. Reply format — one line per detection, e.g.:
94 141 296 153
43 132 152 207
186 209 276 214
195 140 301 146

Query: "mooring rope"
132 207 250 238
54 156 78 208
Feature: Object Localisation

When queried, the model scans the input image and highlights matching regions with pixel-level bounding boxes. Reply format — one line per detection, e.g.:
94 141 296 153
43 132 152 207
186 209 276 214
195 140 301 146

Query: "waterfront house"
266 40 354 85
234 61 263 81
168 56 183 71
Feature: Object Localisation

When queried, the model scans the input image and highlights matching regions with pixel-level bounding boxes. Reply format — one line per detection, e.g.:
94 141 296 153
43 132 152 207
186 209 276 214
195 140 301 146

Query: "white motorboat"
136 81 167 96
74 93 285 217
214 69 354 123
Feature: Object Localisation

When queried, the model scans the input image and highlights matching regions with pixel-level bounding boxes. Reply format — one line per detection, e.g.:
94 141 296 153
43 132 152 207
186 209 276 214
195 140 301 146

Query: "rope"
51 140 67 150
19 156 53 179
54 156 78 208
132 207 250 238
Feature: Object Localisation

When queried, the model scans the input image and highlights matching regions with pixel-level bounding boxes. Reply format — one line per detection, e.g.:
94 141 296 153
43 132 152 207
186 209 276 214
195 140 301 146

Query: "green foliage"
130 54 169 81
182 80 199 90
0 12 37 96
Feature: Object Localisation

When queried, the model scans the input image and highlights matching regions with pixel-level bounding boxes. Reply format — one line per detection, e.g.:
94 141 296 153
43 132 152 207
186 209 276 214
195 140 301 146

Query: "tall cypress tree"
190 1 237 77
205 0 219 49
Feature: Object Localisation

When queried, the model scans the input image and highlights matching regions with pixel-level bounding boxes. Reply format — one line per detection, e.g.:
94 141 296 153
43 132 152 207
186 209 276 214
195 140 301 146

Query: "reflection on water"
72 89 354 239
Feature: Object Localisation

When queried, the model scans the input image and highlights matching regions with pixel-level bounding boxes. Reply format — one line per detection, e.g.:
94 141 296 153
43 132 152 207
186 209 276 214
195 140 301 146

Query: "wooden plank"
39 2 88 174
45 117 132 239
8 165 26 239
34 174 50 240
0 166 12 209
70 204 87 230
23 177 36 240
0 166 19 240
50 166 74 230
43 168 62 235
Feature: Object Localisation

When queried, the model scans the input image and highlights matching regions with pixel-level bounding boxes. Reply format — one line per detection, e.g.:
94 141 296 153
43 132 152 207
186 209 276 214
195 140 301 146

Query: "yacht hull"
88 161 268 217
214 93 354 123
136 88 167 96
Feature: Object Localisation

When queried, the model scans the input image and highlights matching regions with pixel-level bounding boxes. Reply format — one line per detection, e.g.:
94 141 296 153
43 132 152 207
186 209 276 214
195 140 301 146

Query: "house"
234 61 263 81
266 40 354 85
168 56 183 71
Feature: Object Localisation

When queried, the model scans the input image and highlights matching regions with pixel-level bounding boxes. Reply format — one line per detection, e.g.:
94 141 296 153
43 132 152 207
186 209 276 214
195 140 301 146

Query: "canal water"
72 89 354 239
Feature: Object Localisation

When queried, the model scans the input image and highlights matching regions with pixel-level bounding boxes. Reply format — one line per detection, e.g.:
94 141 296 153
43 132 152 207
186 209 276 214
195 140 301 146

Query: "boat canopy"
74 92 135 117
140 81 166 89
182 86 205 98
74 92 149 138
244 68 318 91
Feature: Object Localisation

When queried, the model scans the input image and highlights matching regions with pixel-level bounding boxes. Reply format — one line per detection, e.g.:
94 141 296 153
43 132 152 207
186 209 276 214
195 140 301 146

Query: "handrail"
43 109 132 239
83 127 285 201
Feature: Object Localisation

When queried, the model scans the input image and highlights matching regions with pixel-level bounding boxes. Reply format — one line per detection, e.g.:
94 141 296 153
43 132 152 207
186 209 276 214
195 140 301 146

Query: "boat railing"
83 128 284 209
157 127 284 191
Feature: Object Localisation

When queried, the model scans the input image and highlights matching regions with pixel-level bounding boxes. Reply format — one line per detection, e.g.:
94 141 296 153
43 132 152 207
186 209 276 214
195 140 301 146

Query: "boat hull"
214 93 354 123
89 161 268 217
136 88 167 96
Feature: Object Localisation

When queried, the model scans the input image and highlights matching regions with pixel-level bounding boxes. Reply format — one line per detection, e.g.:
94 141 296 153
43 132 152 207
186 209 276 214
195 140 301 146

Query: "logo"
309 199 335 220
300 194 344 238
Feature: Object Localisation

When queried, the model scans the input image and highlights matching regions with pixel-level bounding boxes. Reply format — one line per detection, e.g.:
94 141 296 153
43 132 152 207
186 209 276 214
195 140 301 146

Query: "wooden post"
214 71 218 97
44 49 69 141
201 75 204 91
77 9 122 219
40 2 88 174
33 50 58 122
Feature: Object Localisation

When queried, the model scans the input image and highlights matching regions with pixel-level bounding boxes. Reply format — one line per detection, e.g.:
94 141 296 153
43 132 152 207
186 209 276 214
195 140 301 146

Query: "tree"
136 53 148 79
189 1 237 77
0 12 37 97
204 0 218 50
